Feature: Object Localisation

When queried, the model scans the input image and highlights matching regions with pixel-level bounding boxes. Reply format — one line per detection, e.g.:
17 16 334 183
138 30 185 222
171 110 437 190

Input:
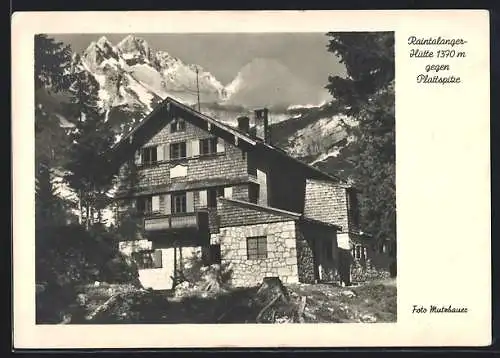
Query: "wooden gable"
107 97 257 172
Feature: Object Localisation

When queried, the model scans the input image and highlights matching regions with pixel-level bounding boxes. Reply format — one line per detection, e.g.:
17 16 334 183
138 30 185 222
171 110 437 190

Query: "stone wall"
294 226 316 284
212 220 299 287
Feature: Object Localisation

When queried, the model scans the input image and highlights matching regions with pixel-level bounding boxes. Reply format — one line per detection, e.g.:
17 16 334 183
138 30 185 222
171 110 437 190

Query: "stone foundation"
212 220 299 287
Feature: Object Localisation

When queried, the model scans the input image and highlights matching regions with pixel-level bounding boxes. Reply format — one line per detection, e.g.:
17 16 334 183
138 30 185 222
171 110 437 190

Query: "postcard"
12 10 491 348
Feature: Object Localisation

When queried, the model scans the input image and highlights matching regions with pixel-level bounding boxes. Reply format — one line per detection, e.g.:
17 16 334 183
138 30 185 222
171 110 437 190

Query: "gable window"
207 187 224 208
132 249 163 269
141 146 157 166
170 142 187 160
199 137 218 156
247 236 268 260
170 118 186 133
172 192 187 213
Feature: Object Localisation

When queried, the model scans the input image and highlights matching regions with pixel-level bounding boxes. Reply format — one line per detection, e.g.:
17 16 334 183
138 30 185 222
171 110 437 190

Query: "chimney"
237 116 250 133
254 108 270 144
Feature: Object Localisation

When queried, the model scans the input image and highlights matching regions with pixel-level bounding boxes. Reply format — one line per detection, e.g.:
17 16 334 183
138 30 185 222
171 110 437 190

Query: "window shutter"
164 194 171 214
134 150 142 165
186 191 194 212
199 190 207 207
152 195 160 212
164 144 170 161
159 195 165 212
157 145 164 162
191 139 200 157
186 139 193 157
224 186 233 198
153 249 163 268
216 138 225 153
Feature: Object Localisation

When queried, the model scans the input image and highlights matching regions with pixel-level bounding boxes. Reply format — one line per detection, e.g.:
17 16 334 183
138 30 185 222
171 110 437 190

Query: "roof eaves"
299 216 342 230
110 98 172 151
259 142 344 183
219 197 302 219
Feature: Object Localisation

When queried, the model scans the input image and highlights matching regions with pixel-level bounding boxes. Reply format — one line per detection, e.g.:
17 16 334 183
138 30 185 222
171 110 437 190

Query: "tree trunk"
77 191 83 225
86 205 90 230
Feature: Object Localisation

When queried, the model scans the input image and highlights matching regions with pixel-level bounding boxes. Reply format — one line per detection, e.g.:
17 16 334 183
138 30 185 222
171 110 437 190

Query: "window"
170 142 187 160
137 196 153 214
249 183 259 204
247 155 257 176
347 189 360 229
247 236 268 260
172 192 187 213
170 118 186 133
199 137 218 156
207 187 224 208
132 249 162 269
141 146 157 165
136 196 160 215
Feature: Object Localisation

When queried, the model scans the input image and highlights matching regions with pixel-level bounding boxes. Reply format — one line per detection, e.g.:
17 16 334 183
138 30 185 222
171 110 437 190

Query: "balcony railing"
144 211 209 232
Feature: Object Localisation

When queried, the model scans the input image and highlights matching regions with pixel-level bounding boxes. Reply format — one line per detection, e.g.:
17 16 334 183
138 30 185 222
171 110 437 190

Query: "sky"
51 33 346 90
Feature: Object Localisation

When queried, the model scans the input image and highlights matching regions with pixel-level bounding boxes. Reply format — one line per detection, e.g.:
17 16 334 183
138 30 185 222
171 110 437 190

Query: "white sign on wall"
170 164 187 178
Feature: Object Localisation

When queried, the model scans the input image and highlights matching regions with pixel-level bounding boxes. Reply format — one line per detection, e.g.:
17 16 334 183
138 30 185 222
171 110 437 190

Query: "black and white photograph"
33 31 397 325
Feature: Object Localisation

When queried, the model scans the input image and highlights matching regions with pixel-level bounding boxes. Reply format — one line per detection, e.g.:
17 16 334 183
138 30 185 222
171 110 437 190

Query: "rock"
360 313 377 323
341 290 357 298
256 277 289 304
275 315 292 324
76 293 87 305
174 281 194 298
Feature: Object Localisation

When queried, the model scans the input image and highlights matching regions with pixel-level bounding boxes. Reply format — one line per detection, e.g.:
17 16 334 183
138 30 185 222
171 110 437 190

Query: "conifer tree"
64 56 116 228
326 32 396 249
34 34 72 225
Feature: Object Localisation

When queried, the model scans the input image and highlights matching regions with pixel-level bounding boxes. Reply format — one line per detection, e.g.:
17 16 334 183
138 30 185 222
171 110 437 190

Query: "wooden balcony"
144 211 209 232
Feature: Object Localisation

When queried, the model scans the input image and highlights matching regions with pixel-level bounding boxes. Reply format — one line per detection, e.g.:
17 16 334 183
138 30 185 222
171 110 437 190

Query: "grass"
68 279 396 324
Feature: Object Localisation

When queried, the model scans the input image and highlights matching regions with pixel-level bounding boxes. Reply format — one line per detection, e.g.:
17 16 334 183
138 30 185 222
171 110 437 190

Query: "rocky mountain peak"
116 35 152 64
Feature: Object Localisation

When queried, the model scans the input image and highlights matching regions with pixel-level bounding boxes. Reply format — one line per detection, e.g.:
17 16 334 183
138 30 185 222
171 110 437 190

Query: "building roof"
219 197 342 230
108 96 344 183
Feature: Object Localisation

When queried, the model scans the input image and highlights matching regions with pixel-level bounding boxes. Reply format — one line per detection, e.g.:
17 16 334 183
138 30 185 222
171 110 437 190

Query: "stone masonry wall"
211 220 299 287
294 226 316 284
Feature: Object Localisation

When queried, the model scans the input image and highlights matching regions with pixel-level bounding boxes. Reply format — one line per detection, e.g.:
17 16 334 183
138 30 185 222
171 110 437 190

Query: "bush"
35 224 141 323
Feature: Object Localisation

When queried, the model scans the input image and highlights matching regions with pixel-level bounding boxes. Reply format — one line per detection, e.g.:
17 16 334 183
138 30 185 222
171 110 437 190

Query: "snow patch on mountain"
310 147 341 165
288 100 328 111
285 114 348 158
